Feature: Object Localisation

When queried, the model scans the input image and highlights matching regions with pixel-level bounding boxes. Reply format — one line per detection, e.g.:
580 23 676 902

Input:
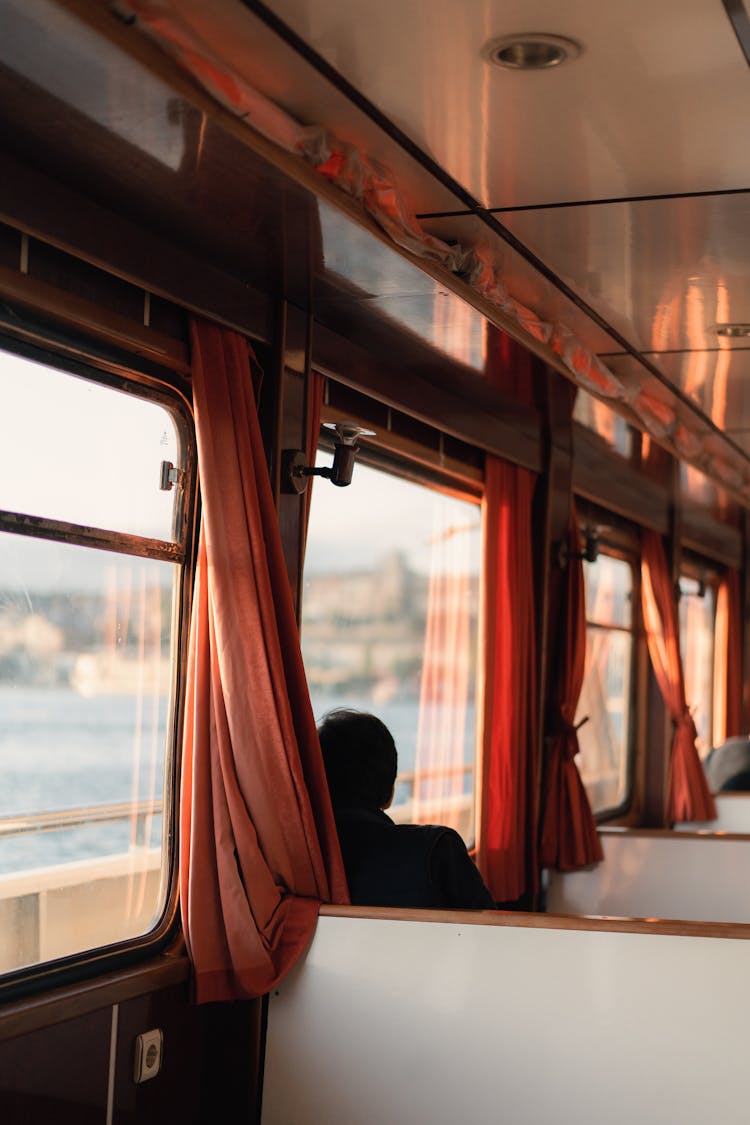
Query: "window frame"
303 386 485 845
574 507 640 823
318 396 483 501
0 330 196 1003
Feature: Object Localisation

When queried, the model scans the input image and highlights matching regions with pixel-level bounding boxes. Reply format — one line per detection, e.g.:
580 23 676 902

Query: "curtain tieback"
557 715 588 762
676 709 698 743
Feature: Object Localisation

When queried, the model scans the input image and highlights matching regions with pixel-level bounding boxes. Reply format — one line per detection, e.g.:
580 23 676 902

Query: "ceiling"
2 0 750 496
119 0 750 488
263 0 750 206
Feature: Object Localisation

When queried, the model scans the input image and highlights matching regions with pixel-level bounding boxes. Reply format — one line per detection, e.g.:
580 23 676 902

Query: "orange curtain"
412 526 471 832
641 530 716 822
181 320 348 1003
477 456 538 902
715 570 743 740
539 512 603 869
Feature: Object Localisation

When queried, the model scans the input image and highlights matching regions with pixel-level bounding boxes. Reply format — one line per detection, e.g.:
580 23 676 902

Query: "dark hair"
317 709 397 810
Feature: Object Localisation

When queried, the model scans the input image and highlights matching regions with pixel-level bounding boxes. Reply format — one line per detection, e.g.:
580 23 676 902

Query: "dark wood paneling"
278 365 308 614
573 425 670 532
682 502 742 568
0 263 189 374
0 221 20 269
535 368 577 855
29 240 144 323
0 957 189 1043
0 976 259 1125
0 1007 110 1124
322 385 483 490
149 295 188 343
314 320 541 471
0 153 273 344
113 984 204 1125
194 1000 263 1125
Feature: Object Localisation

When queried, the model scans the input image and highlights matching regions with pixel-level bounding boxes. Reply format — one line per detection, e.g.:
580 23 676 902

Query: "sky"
304 454 481 578
0 347 481 593
0 350 180 592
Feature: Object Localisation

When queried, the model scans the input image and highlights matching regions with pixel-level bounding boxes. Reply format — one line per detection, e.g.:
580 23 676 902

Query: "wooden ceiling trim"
0 153 273 345
313 318 542 473
573 426 670 534
0 263 189 374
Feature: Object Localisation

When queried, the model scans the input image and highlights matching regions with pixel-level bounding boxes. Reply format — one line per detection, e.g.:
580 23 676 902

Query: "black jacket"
334 806 495 910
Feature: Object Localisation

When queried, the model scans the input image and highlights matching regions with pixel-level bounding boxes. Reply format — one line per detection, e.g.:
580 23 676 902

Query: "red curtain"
181 320 348 1003
716 570 743 740
475 328 539 902
539 512 603 869
477 456 538 902
641 530 716 822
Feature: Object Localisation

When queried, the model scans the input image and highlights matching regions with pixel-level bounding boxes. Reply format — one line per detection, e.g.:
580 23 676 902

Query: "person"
318 708 495 910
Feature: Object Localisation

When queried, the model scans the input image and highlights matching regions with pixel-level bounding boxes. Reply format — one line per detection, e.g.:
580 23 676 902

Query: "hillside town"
302 550 479 700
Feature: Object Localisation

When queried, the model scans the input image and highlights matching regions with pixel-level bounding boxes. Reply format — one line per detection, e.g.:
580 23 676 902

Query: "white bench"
545 827 750 922
262 908 750 1125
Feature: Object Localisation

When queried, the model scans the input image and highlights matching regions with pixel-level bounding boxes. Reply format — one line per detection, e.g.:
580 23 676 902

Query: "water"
0 686 474 875
0 686 167 875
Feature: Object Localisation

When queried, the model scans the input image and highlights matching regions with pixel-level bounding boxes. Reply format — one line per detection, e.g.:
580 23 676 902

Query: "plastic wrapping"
120 0 750 498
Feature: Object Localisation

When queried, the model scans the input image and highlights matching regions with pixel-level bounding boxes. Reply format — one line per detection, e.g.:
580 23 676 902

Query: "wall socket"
133 1029 163 1084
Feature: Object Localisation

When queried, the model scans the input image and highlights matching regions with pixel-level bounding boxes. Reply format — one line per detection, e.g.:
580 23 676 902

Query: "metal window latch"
160 461 183 491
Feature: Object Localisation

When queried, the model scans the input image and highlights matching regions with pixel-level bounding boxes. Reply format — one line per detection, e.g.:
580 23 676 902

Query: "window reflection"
573 390 632 458
302 458 480 842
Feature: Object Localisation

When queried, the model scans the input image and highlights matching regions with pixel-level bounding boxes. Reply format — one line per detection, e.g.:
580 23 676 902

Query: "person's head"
317 709 397 810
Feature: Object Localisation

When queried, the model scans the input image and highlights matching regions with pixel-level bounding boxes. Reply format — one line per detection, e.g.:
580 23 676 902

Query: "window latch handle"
160 461 183 491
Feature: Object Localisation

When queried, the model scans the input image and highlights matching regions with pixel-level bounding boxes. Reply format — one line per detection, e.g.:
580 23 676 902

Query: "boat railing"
0 798 163 840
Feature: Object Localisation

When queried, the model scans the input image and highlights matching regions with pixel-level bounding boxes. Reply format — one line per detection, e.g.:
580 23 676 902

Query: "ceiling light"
483 33 582 70
716 324 750 338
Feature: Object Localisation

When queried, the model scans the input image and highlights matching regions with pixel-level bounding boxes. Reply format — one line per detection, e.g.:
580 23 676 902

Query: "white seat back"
546 828 750 922
262 911 750 1125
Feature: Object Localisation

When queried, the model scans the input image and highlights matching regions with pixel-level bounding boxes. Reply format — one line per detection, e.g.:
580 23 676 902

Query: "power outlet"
133 1029 163 1084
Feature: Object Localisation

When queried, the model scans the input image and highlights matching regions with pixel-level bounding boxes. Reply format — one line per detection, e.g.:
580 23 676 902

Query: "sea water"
0 686 168 875
0 686 472 875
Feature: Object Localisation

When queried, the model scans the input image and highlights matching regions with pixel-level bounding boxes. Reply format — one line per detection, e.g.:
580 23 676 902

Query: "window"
301 455 481 843
0 344 189 979
679 573 716 758
576 552 634 813
573 390 632 458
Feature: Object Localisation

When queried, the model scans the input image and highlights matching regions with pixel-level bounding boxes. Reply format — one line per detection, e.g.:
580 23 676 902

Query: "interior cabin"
2 1 750 1122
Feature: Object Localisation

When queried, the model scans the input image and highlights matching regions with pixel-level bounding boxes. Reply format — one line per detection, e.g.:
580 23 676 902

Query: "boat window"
576 551 634 814
302 456 481 844
0 343 188 981
0 349 180 541
679 574 716 759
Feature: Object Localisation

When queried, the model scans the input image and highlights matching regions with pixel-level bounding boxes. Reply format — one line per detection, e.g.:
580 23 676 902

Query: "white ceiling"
258 0 750 208
161 0 750 464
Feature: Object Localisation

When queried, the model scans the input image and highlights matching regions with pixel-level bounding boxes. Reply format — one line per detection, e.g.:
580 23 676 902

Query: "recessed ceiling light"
483 33 583 71
716 323 750 338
